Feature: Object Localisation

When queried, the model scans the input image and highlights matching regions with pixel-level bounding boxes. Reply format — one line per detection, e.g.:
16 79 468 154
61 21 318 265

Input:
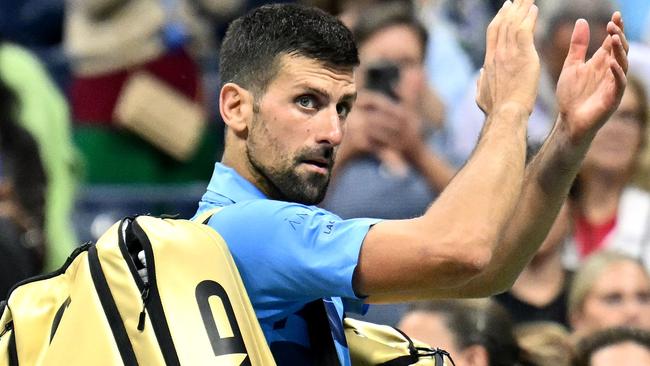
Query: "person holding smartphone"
322 2 454 225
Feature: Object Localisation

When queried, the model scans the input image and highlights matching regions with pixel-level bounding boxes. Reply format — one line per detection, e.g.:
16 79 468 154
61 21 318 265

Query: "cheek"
581 298 618 326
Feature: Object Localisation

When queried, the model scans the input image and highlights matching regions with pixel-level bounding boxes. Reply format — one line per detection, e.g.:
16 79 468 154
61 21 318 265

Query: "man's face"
245 54 356 204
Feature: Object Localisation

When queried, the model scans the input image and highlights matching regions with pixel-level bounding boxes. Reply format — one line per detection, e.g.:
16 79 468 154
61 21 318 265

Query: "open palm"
556 14 628 144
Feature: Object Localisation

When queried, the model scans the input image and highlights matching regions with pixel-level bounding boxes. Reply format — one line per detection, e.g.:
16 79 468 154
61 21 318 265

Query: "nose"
316 107 343 146
622 298 643 322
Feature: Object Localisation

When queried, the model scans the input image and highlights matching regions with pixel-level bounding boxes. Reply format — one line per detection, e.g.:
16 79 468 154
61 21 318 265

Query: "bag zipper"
137 283 150 331
118 217 180 366
0 321 12 339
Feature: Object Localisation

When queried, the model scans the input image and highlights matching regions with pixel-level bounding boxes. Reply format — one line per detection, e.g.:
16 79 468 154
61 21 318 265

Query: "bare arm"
453 14 630 296
368 13 630 302
353 0 540 300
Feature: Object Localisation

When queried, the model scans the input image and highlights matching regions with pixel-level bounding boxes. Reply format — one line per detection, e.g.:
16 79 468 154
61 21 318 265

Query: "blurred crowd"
1 0 650 364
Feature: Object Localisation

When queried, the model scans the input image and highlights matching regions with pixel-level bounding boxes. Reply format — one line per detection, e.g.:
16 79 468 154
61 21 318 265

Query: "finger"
612 11 624 33
589 35 612 72
512 0 534 24
610 57 627 98
607 20 629 55
564 19 590 67
485 1 513 64
367 125 397 147
611 34 629 74
520 3 538 32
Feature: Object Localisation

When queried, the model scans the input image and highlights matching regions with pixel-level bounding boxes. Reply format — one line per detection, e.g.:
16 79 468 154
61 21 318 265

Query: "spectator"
628 42 650 191
417 0 475 114
567 251 650 338
514 321 573 366
0 39 79 271
447 0 613 166
562 76 650 269
322 1 454 221
194 2 628 363
573 327 650 366
494 202 572 328
64 0 242 184
397 299 534 366
0 71 47 296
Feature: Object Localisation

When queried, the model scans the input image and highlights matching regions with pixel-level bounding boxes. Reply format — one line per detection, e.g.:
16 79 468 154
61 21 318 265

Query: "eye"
337 103 351 119
296 95 317 109
601 293 623 305
637 291 650 304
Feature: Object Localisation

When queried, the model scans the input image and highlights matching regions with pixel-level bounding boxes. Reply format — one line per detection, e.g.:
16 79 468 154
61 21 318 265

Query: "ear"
219 83 255 136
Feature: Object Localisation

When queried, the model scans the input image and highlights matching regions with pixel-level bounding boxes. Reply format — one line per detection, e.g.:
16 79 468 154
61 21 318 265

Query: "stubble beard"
246 117 332 205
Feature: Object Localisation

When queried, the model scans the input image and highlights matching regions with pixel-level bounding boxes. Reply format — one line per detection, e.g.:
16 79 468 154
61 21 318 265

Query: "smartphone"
365 62 400 102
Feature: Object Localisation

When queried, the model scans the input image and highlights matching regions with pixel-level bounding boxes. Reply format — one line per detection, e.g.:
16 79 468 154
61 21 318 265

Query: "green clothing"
73 122 221 184
0 43 80 271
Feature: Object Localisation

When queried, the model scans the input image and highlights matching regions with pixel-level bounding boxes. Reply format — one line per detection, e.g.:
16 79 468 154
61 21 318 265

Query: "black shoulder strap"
303 300 341 366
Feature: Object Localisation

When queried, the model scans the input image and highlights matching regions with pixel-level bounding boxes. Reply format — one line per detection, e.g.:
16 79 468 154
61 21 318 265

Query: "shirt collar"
203 162 268 204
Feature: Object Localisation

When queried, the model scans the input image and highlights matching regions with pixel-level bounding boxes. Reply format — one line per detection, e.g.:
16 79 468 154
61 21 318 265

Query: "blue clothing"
194 163 380 365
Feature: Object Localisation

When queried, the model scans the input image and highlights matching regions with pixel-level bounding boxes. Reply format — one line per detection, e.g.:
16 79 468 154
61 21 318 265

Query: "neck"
221 140 277 199
577 169 626 224
511 250 565 306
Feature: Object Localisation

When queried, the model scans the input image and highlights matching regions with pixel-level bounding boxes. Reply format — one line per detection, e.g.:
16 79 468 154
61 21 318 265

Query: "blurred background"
2 0 650 364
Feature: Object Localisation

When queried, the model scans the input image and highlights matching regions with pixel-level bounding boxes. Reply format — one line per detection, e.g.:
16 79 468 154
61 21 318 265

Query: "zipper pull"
137 284 150 332
0 321 13 338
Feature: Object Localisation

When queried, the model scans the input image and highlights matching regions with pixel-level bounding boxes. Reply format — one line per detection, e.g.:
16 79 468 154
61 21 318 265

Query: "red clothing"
70 49 200 124
574 213 617 258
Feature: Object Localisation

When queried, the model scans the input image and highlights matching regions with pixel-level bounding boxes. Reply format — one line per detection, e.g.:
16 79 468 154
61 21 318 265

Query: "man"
194 1 629 364
323 2 453 221
573 327 650 366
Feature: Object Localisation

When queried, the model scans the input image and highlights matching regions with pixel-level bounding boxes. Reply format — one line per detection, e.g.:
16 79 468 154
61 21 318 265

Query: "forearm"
426 104 527 232
358 104 529 301
458 117 591 296
416 104 528 268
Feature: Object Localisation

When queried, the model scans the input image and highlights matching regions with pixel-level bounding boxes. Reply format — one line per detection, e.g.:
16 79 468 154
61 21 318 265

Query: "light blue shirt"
194 163 380 365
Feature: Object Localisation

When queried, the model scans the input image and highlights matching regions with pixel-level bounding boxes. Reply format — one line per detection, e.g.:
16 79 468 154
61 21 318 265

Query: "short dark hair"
573 327 650 366
406 300 531 366
352 1 428 60
219 4 359 94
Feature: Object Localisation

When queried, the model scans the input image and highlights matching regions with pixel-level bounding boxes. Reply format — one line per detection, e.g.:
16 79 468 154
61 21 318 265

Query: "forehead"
358 24 424 61
268 54 356 95
590 262 650 292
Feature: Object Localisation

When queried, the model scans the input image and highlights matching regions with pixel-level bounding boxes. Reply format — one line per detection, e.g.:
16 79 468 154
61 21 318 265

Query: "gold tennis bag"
0 212 275 365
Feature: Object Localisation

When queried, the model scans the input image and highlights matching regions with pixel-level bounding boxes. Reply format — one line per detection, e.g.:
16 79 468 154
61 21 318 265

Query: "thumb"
564 19 590 67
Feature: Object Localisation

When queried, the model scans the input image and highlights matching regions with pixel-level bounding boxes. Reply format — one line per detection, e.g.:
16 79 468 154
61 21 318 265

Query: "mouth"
301 158 332 174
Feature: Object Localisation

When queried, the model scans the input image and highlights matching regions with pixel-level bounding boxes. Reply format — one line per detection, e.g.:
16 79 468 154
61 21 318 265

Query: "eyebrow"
299 85 357 105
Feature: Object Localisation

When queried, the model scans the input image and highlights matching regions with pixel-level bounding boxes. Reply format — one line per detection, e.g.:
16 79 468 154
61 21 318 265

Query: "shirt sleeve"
206 200 380 309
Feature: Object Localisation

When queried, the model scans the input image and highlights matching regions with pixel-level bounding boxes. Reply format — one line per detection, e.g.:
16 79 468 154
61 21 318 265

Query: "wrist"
403 139 429 165
492 102 533 118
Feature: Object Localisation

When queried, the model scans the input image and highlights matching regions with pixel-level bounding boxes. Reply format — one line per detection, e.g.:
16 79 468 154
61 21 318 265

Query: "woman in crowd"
397 299 536 366
494 202 572 328
568 251 650 339
563 76 650 269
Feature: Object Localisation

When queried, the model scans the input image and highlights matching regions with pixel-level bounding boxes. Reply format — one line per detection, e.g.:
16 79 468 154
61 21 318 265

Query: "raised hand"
341 91 424 160
556 12 629 144
476 0 540 116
